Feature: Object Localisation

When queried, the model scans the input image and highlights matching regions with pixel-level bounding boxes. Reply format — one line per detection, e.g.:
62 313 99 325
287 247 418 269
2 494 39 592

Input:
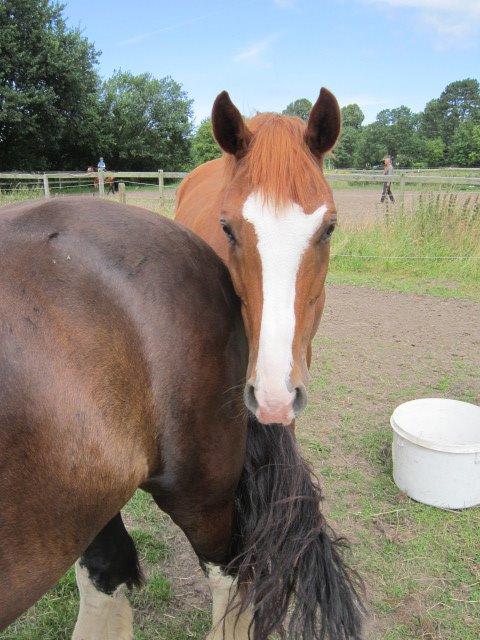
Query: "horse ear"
212 91 252 158
305 88 341 157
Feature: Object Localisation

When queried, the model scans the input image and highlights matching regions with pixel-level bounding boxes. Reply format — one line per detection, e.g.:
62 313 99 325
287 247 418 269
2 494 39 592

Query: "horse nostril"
244 382 258 413
293 385 308 415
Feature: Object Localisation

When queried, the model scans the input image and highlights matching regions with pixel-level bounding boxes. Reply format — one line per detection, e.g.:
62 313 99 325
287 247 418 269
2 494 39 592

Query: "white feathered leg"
72 561 133 640
206 564 254 640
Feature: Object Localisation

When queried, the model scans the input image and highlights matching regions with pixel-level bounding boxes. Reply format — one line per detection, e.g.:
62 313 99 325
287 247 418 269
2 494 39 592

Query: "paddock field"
1 181 478 226
1 191 479 640
90 184 478 224
95 184 479 225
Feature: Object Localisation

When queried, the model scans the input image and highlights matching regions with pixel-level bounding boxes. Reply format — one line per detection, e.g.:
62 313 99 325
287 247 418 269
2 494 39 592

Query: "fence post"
399 172 406 207
118 182 126 204
158 169 164 202
43 174 50 198
98 172 105 197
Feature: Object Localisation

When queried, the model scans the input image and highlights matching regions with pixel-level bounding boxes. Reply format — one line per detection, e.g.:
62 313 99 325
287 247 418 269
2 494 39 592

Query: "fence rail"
0 171 186 180
327 173 480 185
1 170 479 200
0 170 187 199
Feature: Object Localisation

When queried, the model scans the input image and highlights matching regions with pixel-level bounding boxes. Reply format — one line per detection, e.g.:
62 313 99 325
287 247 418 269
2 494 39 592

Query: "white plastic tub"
391 398 480 509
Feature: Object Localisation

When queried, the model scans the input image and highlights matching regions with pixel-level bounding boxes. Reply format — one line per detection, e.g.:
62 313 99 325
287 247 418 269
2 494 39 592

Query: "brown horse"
175 88 340 427
0 197 362 639
86 165 98 189
104 175 117 194
86 167 116 194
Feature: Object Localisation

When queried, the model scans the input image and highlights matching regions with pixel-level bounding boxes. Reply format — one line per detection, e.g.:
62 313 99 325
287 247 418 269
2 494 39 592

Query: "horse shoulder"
175 158 224 225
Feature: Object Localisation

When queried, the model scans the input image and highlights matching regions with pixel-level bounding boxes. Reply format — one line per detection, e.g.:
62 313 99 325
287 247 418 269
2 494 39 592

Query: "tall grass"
331 193 480 298
0 186 43 205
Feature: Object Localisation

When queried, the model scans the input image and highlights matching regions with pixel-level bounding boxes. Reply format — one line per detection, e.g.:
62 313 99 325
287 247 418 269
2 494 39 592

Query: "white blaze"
243 192 327 413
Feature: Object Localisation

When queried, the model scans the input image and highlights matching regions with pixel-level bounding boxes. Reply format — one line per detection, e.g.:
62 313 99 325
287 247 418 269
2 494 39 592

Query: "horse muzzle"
244 381 307 426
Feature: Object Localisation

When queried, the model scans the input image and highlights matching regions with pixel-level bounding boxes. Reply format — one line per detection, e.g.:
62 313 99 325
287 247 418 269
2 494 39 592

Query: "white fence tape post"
118 182 126 204
98 172 105 197
158 169 164 202
43 174 50 198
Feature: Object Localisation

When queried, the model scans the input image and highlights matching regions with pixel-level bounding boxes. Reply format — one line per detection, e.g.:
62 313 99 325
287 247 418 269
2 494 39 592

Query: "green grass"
0 187 44 204
330 192 480 300
303 351 480 640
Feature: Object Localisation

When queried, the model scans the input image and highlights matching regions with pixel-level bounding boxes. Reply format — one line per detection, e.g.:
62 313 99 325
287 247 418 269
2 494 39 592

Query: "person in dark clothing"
380 156 395 203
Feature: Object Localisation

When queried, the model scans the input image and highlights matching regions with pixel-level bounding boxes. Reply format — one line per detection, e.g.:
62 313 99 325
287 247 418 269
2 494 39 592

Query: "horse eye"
220 220 236 245
322 223 336 242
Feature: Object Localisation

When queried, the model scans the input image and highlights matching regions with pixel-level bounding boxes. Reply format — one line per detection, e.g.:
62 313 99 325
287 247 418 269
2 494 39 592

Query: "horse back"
175 158 228 260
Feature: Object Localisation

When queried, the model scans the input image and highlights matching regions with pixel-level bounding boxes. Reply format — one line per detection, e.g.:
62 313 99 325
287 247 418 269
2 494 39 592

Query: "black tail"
227 417 364 640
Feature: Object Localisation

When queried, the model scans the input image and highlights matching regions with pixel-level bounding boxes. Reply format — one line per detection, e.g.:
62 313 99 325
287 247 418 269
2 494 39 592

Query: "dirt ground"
334 188 413 223
153 283 479 638
126 185 478 227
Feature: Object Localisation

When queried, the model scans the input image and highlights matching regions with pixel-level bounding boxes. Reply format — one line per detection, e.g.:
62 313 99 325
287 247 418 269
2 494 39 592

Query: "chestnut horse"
175 88 340 427
0 197 362 639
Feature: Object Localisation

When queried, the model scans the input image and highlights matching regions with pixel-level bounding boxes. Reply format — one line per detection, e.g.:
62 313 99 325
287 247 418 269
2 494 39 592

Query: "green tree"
421 79 480 148
341 104 364 129
372 106 423 167
438 79 480 143
450 122 480 167
282 98 312 121
423 137 445 167
100 71 193 170
0 0 101 170
353 124 388 168
421 98 444 140
332 104 365 168
191 118 221 166
333 127 361 168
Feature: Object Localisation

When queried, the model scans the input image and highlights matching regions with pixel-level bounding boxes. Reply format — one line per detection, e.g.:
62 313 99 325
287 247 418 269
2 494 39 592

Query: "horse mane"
224 112 327 211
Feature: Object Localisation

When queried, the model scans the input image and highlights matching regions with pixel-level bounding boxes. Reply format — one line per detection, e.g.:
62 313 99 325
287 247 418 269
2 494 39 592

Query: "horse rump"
227 416 364 640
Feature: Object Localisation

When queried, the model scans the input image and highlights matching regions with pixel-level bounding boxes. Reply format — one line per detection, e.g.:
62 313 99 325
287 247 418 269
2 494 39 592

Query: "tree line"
330 80 480 168
1 1 479 171
194 82 480 170
0 0 192 171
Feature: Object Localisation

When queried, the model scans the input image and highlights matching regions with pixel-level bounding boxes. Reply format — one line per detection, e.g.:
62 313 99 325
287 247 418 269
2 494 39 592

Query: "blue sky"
65 0 480 124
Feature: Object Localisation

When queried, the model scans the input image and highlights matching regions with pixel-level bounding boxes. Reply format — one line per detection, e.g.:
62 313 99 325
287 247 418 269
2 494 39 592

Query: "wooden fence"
1 170 479 202
0 171 187 199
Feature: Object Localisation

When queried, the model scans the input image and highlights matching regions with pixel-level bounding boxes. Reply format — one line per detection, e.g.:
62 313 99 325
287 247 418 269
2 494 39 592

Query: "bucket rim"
390 398 480 454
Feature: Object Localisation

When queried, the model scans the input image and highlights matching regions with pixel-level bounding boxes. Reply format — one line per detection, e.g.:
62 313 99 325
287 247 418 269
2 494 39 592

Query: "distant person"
97 157 106 171
380 156 395 203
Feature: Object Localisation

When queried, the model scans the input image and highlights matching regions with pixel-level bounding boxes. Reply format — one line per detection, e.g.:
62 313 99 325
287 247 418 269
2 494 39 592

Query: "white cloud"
366 0 480 45
233 35 278 64
273 0 297 7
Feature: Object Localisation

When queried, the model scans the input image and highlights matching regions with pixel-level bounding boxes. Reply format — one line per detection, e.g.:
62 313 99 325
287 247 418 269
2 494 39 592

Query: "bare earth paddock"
1 192 479 640
109 186 419 219
114 185 478 223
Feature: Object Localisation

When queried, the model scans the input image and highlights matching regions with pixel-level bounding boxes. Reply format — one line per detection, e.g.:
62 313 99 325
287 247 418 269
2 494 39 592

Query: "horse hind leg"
72 513 141 640
204 564 253 640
